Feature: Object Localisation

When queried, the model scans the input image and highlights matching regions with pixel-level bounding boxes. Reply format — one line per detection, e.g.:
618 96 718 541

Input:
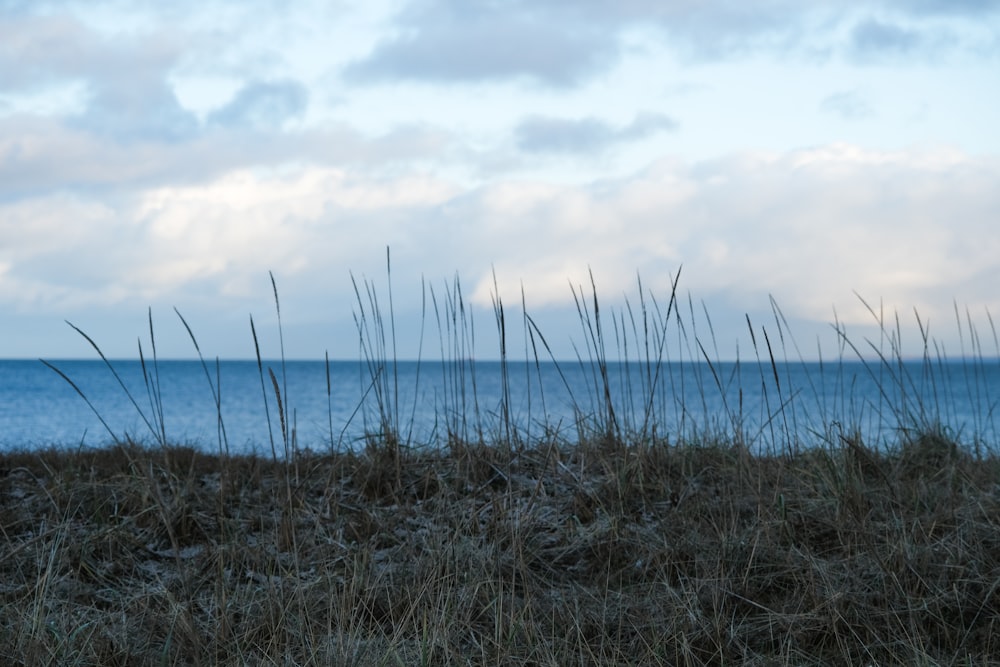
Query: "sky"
2 0 999 362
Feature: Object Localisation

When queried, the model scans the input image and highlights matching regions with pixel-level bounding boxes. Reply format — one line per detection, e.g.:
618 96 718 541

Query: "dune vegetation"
3 259 1000 665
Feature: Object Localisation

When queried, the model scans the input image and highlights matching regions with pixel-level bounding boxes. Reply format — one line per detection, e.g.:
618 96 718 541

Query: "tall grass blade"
490 268 512 448
141 307 167 446
38 359 119 443
269 271 291 458
250 315 278 462
269 367 288 457
63 320 159 442
173 308 230 455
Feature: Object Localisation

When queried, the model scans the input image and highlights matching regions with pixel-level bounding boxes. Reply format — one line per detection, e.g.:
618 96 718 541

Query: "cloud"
446 146 1000 331
344 7 617 87
620 112 679 139
343 1 799 85
893 0 1000 17
843 7 1000 63
0 115 453 200
0 167 461 312
616 2 997 62
848 18 931 61
342 0 999 87
72 76 200 143
2 143 997 357
514 112 677 154
0 13 204 142
207 79 309 130
0 14 103 89
4 143 996 319
820 90 874 120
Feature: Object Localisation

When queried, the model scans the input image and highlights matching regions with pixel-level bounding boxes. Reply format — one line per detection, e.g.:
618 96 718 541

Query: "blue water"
2 358 1000 454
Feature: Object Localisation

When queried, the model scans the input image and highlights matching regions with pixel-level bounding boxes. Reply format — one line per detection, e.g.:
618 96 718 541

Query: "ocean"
3 357 999 454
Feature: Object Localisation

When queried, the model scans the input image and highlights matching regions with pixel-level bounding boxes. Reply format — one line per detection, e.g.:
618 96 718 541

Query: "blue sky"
2 0 999 360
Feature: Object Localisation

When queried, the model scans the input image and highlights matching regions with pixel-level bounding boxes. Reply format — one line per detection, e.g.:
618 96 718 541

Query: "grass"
5 256 1000 665
3 433 1000 665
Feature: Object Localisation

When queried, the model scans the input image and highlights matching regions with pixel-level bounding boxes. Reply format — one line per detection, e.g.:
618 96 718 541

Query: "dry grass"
2 429 999 666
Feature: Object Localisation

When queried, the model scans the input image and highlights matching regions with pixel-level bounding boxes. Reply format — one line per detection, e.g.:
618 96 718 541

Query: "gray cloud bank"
2 144 997 358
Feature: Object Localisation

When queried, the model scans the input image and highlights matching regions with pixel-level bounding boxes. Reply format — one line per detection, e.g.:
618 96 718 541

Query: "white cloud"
1 143 996 357
3 143 995 315
0 167 462 309
449 146 1000 330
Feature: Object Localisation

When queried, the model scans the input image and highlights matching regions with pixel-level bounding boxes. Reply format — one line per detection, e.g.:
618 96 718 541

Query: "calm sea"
2 358 999 454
